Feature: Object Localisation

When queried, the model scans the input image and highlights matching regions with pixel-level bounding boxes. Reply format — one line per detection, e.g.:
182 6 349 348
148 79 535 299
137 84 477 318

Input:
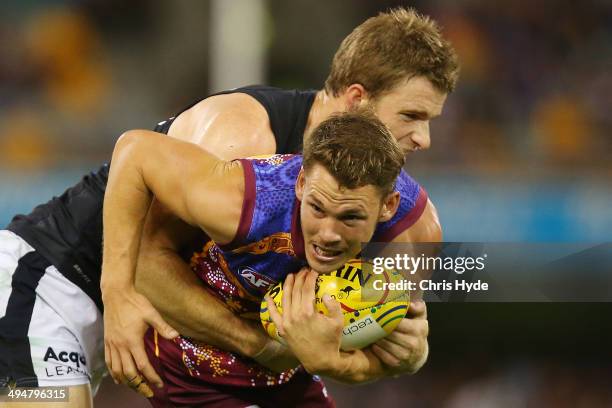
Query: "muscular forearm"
135 246 268 357
101 135 155 292
133 199 298 370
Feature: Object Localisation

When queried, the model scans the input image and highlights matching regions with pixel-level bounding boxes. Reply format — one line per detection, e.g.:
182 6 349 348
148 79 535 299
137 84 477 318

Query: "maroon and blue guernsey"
145 154 427 399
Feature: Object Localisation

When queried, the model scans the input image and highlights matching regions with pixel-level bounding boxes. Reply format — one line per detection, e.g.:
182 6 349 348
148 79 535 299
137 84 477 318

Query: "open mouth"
312 244 343 262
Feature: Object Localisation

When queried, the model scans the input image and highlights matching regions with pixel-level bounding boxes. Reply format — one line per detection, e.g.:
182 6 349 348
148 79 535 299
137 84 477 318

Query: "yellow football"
260 259 409 350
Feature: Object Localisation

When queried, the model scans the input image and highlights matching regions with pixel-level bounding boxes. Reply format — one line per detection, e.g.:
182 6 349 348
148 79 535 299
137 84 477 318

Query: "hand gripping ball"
260 259 409 350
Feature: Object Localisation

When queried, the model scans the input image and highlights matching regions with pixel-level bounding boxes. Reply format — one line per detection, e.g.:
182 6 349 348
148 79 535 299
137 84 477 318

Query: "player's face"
295 164 398 273
367 76 447 155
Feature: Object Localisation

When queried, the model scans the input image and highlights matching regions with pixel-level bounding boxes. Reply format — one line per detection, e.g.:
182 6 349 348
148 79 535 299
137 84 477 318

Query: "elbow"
110 130 153 177
114 129 158 158
113 130 143 158
105 130 153 202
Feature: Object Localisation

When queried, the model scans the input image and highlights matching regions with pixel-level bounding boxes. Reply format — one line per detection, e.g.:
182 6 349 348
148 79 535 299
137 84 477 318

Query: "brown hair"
324 7 459 98
302 109 404 196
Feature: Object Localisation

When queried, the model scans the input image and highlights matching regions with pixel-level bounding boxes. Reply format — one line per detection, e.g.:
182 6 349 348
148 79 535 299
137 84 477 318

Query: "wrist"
321 350 384 384
302 350 346 376
236 320 271 357
252 339 283 363
101 280 135 300
252 339 300 373
100 255 135 294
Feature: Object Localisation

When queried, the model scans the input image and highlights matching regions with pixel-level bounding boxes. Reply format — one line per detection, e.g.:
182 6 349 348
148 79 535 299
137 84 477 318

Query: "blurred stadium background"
1 0 610 406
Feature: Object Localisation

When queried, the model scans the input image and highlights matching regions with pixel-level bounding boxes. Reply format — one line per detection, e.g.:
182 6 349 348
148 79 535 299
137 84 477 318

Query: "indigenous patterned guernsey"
145 154 427 398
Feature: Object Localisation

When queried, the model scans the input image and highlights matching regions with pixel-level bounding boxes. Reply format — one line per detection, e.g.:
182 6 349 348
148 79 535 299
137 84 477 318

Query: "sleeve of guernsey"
373 169 429 242
219 158 257 249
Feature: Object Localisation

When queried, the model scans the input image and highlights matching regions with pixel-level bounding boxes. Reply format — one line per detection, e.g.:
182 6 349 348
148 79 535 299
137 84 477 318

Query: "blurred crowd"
328 360 612 408
423 0 612 175
93 360 612 407
0 0 610 175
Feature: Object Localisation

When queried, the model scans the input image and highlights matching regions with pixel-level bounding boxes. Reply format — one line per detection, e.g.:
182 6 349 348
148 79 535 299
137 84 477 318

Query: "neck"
304 90 346 142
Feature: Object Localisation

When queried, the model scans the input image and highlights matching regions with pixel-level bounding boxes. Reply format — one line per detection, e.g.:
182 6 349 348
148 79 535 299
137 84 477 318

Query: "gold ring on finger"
129 378 144 389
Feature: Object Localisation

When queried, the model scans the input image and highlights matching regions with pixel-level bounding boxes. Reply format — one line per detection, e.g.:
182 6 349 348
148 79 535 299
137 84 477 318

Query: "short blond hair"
325 7 459 98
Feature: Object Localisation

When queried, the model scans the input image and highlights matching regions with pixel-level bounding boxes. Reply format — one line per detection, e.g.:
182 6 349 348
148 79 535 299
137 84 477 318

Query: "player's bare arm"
105 93 298 395
143 95 300 364
135 201 299 372
134 94 280 355
100 129 244 390
136 202 262 353
369 199 441 376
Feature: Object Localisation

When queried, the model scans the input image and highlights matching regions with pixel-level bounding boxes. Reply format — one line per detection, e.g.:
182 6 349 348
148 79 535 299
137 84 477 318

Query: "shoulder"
391 199 442 243
168 92 276 158
174 92 270 134
194 92 269 118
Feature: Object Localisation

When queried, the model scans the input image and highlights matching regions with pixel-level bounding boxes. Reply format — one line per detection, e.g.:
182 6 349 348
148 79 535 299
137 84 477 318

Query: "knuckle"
136 360 147 372
377 338 391 347
381 334 396 344
406 338 419 350
127 338 141 349
385 356 401 367
398 350 411 361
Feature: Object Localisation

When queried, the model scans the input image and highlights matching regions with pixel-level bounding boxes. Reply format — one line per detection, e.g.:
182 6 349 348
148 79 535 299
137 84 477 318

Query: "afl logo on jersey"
238 267 276 291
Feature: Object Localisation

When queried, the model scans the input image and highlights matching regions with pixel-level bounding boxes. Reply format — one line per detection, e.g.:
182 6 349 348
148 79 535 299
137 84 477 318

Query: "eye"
402 112 429 121
341 214 364 225
311 203 324 215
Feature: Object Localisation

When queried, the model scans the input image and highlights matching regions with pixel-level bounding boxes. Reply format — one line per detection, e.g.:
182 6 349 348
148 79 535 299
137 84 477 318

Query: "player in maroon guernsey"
102 112 440 406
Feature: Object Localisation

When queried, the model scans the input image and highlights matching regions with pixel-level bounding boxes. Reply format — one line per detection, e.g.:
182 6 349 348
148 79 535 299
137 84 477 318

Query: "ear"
342 83 371 110
295 167 306 201
378 191 400 222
